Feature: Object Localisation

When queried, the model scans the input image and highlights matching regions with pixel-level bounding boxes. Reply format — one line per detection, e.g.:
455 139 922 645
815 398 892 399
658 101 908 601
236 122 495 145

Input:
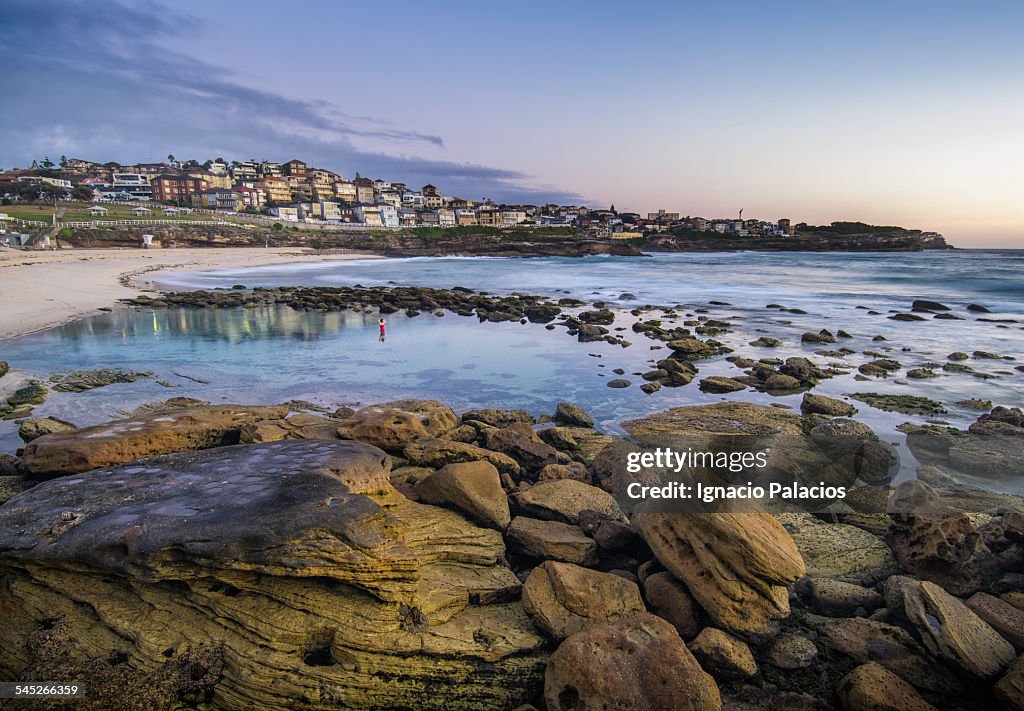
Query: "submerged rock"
17 416 77 443
50 368 152 392
0 440 547 709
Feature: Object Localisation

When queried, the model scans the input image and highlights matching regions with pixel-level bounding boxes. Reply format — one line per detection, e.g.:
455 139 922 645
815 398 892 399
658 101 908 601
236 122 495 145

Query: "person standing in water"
378 318 386 341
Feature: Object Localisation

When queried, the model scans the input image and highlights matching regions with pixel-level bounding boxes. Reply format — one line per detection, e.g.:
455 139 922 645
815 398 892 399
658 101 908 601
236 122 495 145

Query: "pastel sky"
1 0 1022 246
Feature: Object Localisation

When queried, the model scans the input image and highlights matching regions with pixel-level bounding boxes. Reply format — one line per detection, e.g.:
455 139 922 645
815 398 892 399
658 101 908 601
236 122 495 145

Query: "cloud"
0 0 583 204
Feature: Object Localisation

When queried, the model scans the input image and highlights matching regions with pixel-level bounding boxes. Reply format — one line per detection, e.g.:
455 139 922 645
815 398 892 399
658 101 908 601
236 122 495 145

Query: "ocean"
2 250 1022 464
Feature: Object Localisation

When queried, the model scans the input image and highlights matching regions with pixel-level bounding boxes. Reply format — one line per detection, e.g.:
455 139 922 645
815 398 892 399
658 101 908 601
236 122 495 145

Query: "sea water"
2 250 1022 462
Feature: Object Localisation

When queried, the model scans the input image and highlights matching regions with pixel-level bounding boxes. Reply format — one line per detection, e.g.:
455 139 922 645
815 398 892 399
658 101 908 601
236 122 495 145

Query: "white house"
269 206 299 222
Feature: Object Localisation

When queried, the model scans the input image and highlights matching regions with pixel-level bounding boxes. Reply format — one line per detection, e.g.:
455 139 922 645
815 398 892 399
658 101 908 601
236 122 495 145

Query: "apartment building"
257 176 292 204
150 173 209 203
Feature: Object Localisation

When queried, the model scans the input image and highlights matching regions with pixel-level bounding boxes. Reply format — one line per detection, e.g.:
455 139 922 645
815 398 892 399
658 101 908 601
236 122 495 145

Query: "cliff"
57 224 645 257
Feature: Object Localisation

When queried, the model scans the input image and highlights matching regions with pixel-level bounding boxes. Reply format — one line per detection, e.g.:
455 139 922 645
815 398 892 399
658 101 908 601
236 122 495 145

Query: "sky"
1 0 1022 247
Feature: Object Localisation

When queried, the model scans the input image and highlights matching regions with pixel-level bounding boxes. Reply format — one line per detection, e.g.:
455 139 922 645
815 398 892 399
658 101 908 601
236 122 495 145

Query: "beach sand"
0 246 380 340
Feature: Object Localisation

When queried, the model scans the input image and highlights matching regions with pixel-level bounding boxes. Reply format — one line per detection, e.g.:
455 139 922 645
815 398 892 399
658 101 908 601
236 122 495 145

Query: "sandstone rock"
778 513 897 585
238 412 340 443
966 592 1024 651
543 613 721 711
537 462 589 482
836 662 938 711
50 368 152 392
634 511 805 636
689 628 757 680
17 416 77 443
554 402 593 428
624 401 806 438
538 426 580 451
766 633 818 670
996 656 1024 711
606 378 631 388
886 492 996 596
822 617 960 696
642 571 703 639
522 561 645 640
699 376 747 394
415 460 511 530
810 578 884 616
461 408 534 428
513 479 625 525
483 428 560 474
801 393 857 417
506 517 597 566
903 579 1015 679
335 399 458 451
21 404 290 476
750 337 782 347
0 441 546 710
403 438 520 477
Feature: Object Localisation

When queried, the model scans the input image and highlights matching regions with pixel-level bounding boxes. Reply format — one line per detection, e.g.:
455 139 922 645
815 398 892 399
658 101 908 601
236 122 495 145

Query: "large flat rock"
0 440 546 709
20 404 290 475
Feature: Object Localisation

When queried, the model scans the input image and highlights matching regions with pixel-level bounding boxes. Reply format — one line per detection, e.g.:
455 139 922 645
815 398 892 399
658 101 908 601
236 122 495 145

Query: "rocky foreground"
1 399 1024 710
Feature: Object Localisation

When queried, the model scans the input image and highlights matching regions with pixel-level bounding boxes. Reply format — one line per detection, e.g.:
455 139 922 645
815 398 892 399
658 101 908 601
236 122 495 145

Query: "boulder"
403 438 520 477
554 402 594 428
512 479 625 525
17 416 77 443
461 408 534 428
996 656 1024 711
634 510 805 636
966 592 1024 651
689 628 757 680
0 441 547 710
521 561 645 640
543 614 721 711
335 399 458 451
836 663 938 711
238 412 340 443
902 579 1015 679
778 513 897 585
698 376 747 394
886 492 997 596
642 571 703 639
822 617 960 696
415 460 511 530
506 517 597 566
809 578 884 616
801 393 857 417
20 404 290 476
483 428 560 474
537 462 589 483
765 633 818 670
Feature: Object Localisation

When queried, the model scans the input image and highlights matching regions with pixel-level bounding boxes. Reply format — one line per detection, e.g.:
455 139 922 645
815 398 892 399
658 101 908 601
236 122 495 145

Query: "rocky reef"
1 399 1024 710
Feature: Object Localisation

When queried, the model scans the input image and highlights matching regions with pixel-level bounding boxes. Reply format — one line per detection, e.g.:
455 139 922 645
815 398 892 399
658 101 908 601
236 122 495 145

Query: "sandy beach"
0 246 380 340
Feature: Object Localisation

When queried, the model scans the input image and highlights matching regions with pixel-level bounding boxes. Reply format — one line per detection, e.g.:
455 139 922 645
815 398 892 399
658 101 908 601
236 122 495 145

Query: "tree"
41 156 55 168
59 155 68 167
272 222 284 231
167 154 175 163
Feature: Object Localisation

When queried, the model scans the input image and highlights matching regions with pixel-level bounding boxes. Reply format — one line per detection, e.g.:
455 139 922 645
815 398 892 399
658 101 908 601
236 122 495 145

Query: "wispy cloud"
0 0 583 204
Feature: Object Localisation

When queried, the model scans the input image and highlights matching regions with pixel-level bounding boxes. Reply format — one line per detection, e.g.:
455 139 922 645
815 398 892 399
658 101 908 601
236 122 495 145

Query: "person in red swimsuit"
378 318 386 341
